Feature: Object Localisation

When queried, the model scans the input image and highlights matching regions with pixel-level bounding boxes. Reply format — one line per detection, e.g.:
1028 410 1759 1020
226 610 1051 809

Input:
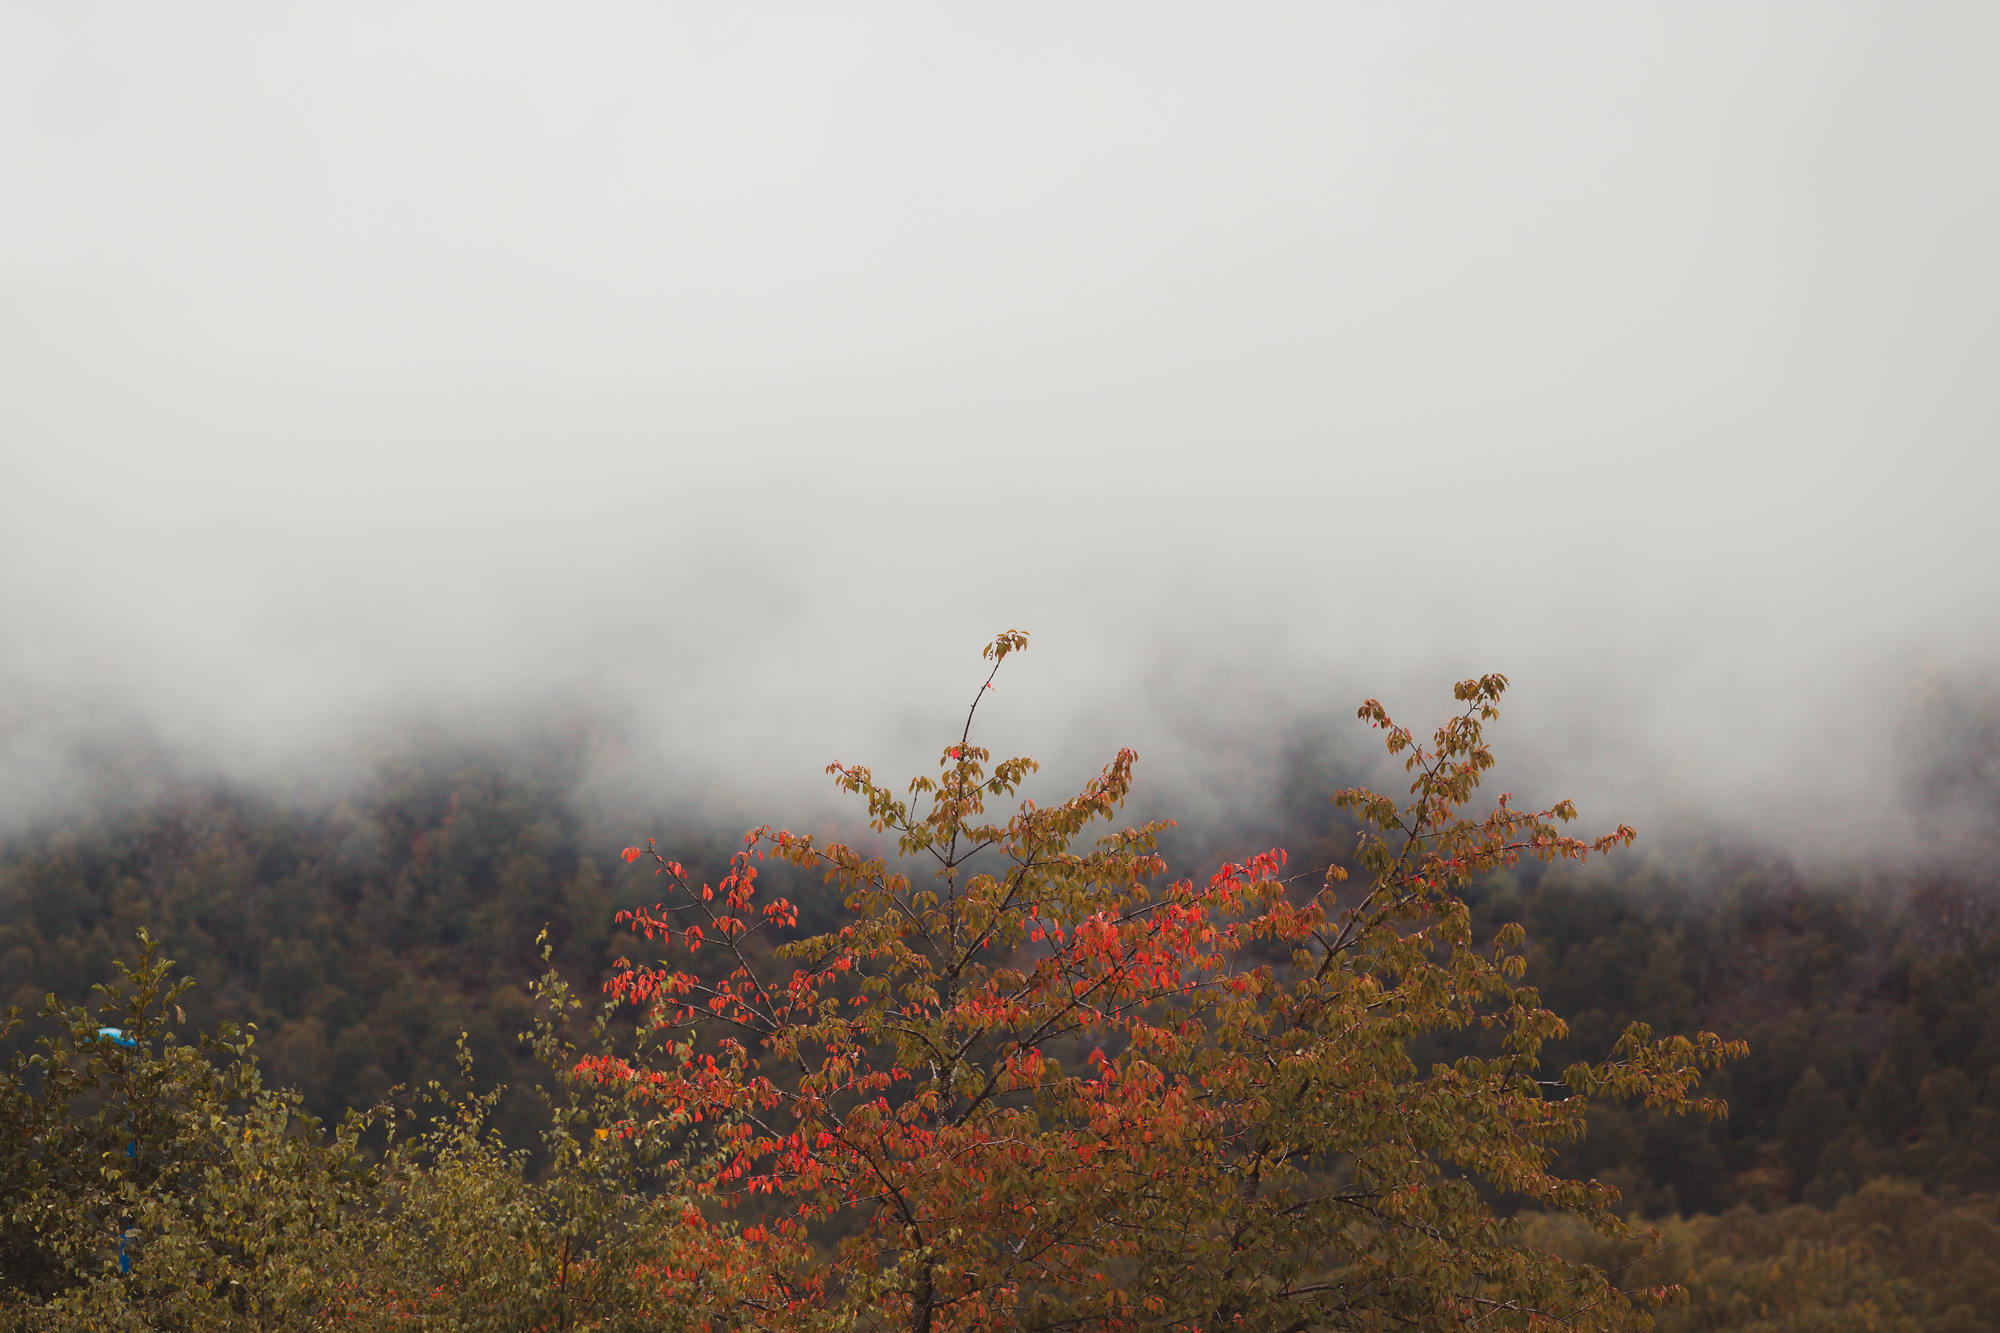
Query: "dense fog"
4 5 1995 868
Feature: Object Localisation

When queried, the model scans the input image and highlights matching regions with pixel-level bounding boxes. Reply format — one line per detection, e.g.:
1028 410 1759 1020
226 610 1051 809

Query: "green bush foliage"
1 932 748 1330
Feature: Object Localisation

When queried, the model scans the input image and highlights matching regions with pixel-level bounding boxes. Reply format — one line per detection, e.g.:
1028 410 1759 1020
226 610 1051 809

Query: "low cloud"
3 6 1994 873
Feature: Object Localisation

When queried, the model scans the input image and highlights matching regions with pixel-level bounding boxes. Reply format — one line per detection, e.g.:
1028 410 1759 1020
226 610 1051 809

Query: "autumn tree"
589 632 1747 1330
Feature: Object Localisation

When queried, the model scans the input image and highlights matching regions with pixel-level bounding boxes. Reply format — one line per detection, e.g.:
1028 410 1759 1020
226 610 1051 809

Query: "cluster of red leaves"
585 834 1293 1243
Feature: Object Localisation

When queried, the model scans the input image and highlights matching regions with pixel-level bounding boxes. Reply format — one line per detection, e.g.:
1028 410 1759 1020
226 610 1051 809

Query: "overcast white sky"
2 4 1995 864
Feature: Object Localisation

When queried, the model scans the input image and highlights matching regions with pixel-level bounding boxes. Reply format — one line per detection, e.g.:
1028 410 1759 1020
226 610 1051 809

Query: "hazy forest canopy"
4 641 2000 1327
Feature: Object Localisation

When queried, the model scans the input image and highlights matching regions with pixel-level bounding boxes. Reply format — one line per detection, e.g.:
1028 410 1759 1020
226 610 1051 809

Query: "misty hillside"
6 725 1998 1221
8 4 2000 1323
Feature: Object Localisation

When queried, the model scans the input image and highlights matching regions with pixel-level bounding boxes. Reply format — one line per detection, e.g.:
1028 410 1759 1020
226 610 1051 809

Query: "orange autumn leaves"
584 633 1744 1331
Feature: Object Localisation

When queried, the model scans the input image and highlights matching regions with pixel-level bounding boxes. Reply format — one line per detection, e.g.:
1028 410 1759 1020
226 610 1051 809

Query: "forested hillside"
0 737 742 1150
5 734 1996 1215
4 704 1999 1326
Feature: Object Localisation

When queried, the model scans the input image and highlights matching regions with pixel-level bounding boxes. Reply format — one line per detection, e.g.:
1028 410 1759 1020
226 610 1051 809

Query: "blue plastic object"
95 1027 140 1273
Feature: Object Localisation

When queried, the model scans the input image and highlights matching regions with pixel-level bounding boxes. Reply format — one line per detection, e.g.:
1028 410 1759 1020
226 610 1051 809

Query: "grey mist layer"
2 5 1995 868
